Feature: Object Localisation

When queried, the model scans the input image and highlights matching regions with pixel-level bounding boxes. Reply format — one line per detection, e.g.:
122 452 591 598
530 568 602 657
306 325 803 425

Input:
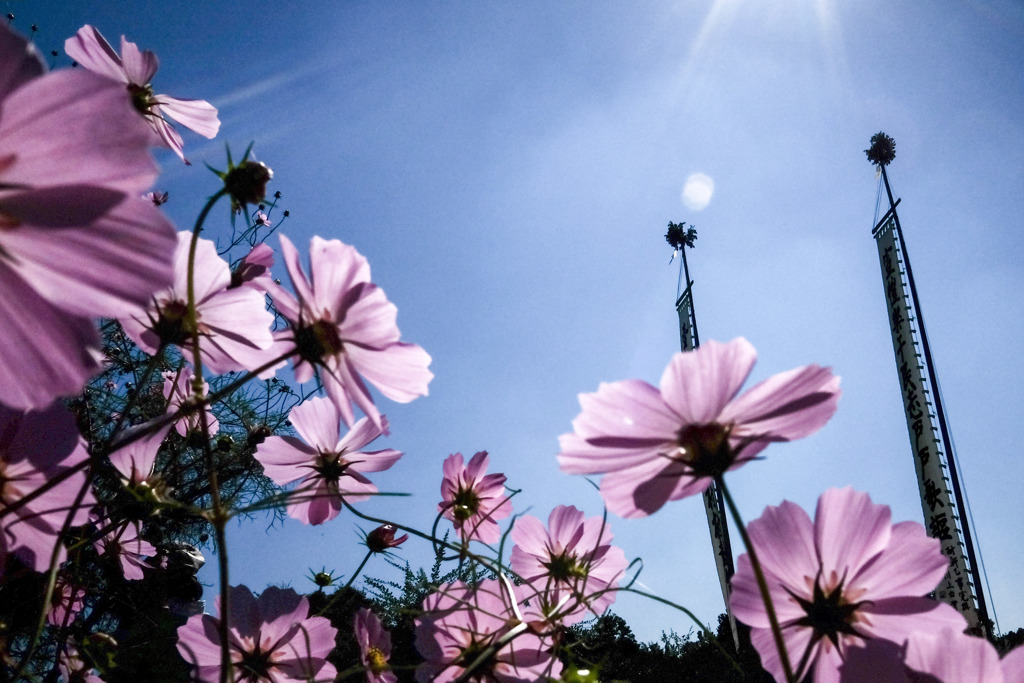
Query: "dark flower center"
237 646 273 682
152 300 195 347
314 452 348 483
674 423 734 478
789 574 868 651
294 318 344 365
543 552 588 582
127 83 155 115
451 487 480 522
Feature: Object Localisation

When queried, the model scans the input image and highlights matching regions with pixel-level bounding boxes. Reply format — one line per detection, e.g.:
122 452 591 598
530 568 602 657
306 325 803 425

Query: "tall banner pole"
867 134 990 632
668 223 740 649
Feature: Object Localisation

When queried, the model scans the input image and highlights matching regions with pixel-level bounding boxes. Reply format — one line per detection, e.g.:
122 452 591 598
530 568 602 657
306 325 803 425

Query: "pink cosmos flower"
414 579 563 683
121 232 276 376
230 243 275 292
47 576 87 627
0 23 175 410
439 451 512 545
729 487 968 683
176 584 338 683
354 607 397 683
0 403 94 572
510 505 627 626
267 234 433 430
95 519 157 580
255 396 402 525
65 25 220 163
162 368 219 437
108 421 171 487
58 638 105 683
840 630 1024 683
558 338 841 518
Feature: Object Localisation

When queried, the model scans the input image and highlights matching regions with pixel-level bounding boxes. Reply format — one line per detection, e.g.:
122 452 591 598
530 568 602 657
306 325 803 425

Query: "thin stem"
717 476 795 683
185 188 233 683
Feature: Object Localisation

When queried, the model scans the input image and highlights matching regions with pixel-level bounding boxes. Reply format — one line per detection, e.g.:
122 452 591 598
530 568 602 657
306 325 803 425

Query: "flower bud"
224 160 272 207
365 524 408 553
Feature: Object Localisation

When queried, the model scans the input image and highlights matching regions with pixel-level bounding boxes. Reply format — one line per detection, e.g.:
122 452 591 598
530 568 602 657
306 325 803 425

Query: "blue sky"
21 1 1024 644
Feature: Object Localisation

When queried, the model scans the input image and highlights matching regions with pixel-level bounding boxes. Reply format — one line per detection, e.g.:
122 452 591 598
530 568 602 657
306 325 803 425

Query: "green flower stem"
717 476 795 683
185 188 233 683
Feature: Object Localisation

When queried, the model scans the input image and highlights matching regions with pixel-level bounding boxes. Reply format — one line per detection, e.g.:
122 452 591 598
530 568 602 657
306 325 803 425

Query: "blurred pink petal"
558 338 840 518
0 24 175 409
0 403 94 571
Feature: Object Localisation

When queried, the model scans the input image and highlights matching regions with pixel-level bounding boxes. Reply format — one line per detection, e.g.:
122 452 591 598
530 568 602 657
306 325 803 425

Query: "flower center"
789 574 868 650
151 299 196 347
294 318 344 365
314 452 349 483
236 646 274 682
451 487 480 521
674 423 734 478
366 646 389 674
543 551 588 582
127 83 155 115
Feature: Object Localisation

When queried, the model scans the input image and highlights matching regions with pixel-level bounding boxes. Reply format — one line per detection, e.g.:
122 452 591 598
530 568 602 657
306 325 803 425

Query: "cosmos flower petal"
64 26 129 84
599 457 708 519
337 414 389 451
178 585 336 681
660 338 757 423
2 195 174 318
289 396 343 449
0 69 157 192
1001 644 1024 683
118 35 158 85
571 379 680 442
347 342 433 403
858 597 967 642
0 267 101 409
558 338 840 518
892 628 1003 683
742 499 818 593
723 363 841 443
849 521 948 599
154 94 220 138
278 233 316 312
255 436 317 485
67 25 217 163
732 488 962 683
814 487 892 585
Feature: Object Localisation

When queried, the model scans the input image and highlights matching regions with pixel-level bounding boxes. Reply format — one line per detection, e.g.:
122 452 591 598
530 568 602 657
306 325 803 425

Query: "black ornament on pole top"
865 131 896 168
665 221 698 251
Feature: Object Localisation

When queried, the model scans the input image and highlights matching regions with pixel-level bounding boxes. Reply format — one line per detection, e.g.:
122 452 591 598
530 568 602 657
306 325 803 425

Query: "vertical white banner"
875 218 979 628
